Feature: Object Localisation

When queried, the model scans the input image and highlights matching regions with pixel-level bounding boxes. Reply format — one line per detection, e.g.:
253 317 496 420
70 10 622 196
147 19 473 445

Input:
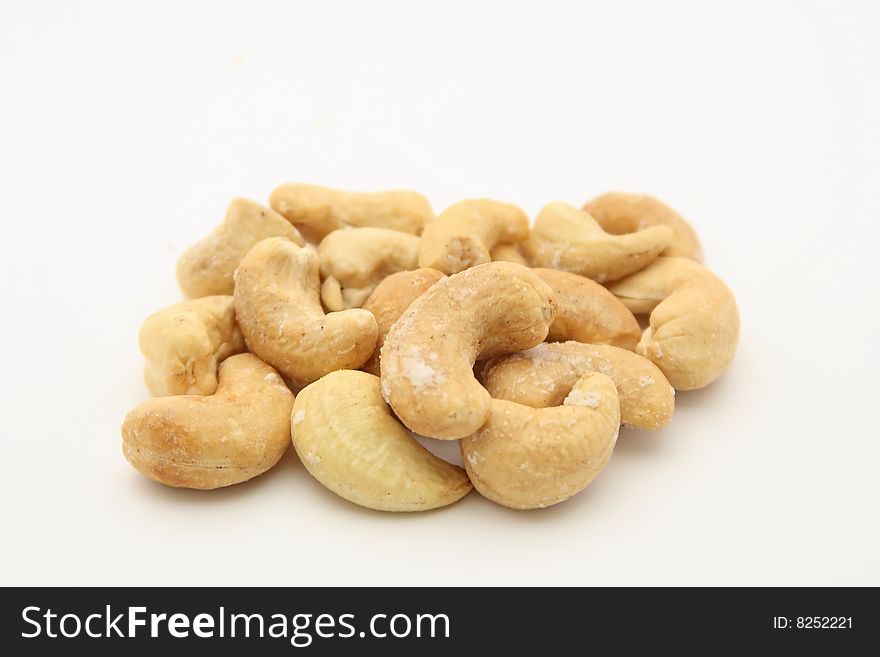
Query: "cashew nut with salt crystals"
461 372 620 510
121 354 293 489
607 257 740 390
418 200 530 274
523 202 673 282
318 227 421 311
480 341 675 430
584 192 703 262
292 370 472 512
381 262 556 440
177 198 304 298
234 237 378 384
139 295 246 397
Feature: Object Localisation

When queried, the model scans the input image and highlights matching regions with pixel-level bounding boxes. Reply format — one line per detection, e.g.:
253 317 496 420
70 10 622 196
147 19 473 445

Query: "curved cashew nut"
480 342 674 430
360 268 445 375
177 198 304 298
139 295 246 396
584 192 703 262
233 237 378 384
418 200 530 274
461 372 620 509
607 257 740 390
121 354 293 489
490 242 529 265
291 370 472 512
318 227 421 311
523 202 673 282
381 262 556 440
269 183 432 241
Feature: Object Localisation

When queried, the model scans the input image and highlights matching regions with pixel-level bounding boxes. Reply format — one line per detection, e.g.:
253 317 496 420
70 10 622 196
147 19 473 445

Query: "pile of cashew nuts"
122 185 740 511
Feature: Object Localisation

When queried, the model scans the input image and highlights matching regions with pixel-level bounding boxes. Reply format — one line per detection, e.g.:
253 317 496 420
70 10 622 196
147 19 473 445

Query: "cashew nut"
490 242 529 265
418 200 530 274
176 198 304 298
360 268 445 375
461 372 620 509
318 227 421 311
269 183 432 241
522 202 673 282
121 353 293 489
291 370 472 512
584 192 703 261
380 261 556 440
480 341 674 430
139 295 246 397
607 257 740 390
233 237 378 384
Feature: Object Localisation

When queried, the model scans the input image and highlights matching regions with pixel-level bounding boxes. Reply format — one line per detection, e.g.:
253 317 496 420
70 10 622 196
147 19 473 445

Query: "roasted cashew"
480 342 674 430
584 192 703 261
291 370 472 512
121 354 293 489
607 257 740 390
233 237 378 384
490 242 529 265
139 295 246 397
461 372 620 509
177 198 304 298
522 202 673 282
418 200 530 274
381 262 555 440
318 227 420 311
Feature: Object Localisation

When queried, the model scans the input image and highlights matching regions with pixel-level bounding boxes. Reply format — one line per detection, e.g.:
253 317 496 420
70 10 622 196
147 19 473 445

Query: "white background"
1 0 878 586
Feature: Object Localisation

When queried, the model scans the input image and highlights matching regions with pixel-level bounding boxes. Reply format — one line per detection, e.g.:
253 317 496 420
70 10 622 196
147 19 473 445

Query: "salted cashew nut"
360 268 445 375
291 370 471 512
177 198 304 298
607 257 740 390
269 183 432 241
121 354 293 489
461 372 620 509
584 192 703 261
418 200 530 274
480 342 674 430
318 227 421 311
139 295 246 397
381 261 555 440
523 202 673 282
233 237 378 384
490 242 529 265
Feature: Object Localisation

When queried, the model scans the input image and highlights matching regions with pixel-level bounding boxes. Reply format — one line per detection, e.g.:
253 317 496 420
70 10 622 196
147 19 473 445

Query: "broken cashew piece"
177 198 304 298
490 242 529 265
381 261 556 440
121 354 293 490
480 342 674 430
418 200 530 274
584 192 703 262
523 202 673 282
234 237 378 384
607 257 740 390
318 227 421 311
291 370 472 512
461 372 620 510
139 295 246 396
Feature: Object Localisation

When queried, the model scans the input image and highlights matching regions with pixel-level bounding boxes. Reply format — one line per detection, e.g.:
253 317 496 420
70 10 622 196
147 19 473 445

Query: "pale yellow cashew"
607 257 740 390
381 262 556 440
461 372 620 510
269 183 432 242
291 370 472 512
176 198 304 298
139 295 246 397
490 242 529 265
121 354 293 490
584 192 703 262
318 227 421 311
418 200 530 274
522 202 673 282
233 237 378 384
480 342 674 430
